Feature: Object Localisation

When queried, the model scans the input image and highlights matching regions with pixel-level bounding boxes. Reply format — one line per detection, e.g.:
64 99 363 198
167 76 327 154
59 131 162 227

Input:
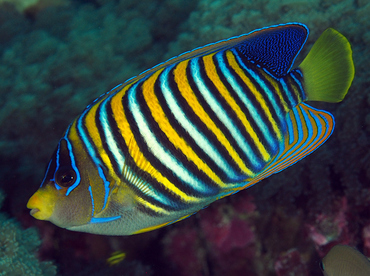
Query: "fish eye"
56 166 77 187
319 261 325 271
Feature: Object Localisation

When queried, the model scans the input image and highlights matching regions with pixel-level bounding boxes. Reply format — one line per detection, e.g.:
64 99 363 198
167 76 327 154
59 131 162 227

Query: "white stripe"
215 52 276 148
122 83 180 205
290 72 305 101
99 96 126 171
234 51 285 126
77 109 102 167
159 65 241 180
190 57 260 167
279 78 296 107
128 80 208 194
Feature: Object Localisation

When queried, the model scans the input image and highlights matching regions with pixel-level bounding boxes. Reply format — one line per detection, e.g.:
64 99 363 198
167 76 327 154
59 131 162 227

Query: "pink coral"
306 197 353 257
274 249 308 276
163 226 203 276
163 195 257 275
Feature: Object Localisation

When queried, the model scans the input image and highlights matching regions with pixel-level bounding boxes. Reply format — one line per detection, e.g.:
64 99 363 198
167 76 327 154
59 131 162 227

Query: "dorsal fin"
236 102 334 190
123 23 308 86
237 23 308 77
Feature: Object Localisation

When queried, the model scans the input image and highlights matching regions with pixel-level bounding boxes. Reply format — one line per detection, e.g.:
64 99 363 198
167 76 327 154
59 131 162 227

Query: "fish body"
27 23 354 235
321 245 370 276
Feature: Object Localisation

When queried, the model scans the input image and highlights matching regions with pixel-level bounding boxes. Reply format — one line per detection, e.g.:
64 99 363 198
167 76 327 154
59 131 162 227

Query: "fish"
106 251 126 266
27 23 354 235
320 244 370 276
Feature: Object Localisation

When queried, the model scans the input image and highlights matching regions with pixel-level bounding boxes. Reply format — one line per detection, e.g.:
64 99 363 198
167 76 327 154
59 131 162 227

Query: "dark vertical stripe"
215 51 275 156
123 81 213 198
197 56 261 171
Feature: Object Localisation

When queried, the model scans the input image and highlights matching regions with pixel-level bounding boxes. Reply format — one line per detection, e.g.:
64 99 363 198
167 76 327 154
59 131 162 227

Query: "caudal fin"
299 28 354 103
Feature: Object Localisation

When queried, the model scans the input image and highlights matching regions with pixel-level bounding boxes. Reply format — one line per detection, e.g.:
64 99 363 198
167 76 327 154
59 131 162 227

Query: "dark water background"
0 0 369 275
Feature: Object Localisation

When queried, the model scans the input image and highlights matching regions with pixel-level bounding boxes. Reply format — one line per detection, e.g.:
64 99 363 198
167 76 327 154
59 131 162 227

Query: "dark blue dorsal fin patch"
236 23 309 77
123 23 308 86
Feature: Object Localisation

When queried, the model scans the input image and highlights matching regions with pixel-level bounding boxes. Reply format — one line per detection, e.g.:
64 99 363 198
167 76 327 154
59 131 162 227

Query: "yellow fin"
299 28 354 103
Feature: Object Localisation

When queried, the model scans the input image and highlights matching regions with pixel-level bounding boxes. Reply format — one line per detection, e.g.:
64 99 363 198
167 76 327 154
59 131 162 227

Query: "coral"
274 249 308 276
305 197 353 257
163 195 258 276
163 226 204 276
0 190 57 276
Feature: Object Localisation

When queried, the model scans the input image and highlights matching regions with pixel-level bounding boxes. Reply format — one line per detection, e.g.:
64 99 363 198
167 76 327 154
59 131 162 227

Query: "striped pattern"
64 48 307 217
238 102 334 190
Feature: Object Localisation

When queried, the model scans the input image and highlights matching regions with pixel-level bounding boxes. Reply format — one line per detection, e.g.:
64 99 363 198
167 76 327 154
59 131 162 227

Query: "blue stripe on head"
64 137 81 196
97 165 110 210
48 124 82 196
90 216 121 224
88 185 95 217
89 184 121 224
40 159 52 188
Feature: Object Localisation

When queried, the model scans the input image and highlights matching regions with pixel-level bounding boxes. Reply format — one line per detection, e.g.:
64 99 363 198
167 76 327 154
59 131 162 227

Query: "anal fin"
240 102 334 189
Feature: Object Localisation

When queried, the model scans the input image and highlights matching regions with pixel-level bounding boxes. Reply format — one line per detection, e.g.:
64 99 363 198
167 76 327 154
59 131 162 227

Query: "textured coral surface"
0 0 369 275
0 190 57 275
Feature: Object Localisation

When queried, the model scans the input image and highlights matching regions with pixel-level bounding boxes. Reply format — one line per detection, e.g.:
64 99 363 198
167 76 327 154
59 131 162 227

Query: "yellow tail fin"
299 28 355 103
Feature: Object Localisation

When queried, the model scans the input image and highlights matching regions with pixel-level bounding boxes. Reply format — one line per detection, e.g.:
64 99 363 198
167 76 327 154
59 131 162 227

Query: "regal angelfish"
27 23 354 235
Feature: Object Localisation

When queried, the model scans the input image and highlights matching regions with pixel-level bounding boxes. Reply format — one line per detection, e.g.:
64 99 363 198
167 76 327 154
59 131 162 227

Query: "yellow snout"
27 186 56 221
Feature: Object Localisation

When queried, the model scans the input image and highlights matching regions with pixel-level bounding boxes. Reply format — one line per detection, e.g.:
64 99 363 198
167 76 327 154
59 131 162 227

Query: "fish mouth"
30 208 40 216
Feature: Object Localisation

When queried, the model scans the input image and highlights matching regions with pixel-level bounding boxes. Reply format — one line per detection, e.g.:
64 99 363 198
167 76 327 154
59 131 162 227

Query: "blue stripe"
279 78 296 107
99 94 126 171
234 53 285 128
299 104 313 151
97 166 110 210
295 69 303 78
88 185 121 224
290 71 305 101
305 102 334 137
160 64 242 180
216 51 276 149
90 216 121 224
287 112 295 145
88 185 95 217
64 137 82 196
191 57 261 170
50 125 82 195
125 81 191 204
294 106 304 146
77 108 103 167
121 22 308 86
128 78 212 195
41 160 52 188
